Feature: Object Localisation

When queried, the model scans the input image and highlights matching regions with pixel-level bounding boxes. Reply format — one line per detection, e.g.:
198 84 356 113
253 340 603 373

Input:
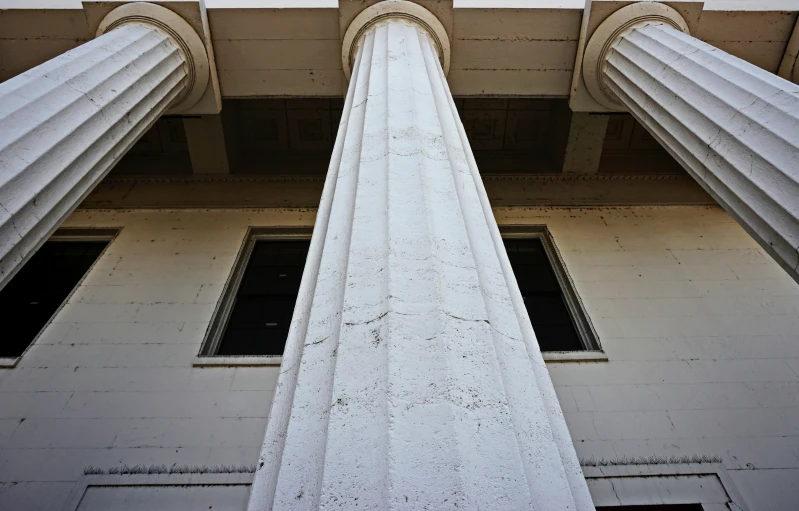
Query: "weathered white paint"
590 4 799 283
247 6 592 510
0 4 208 291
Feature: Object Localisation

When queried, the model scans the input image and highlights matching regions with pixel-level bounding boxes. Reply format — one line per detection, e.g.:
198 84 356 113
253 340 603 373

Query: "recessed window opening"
201 228 311 357
0 228 117 359
502 227 599 352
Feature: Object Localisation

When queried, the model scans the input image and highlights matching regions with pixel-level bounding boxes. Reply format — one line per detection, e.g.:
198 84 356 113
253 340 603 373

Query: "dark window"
206 236 310 356
0 239 108 358
503 231 598 352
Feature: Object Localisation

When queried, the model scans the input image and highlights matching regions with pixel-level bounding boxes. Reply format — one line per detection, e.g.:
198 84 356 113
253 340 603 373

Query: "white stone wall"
0 205 797 510
494 206 799 511
0 209 315 509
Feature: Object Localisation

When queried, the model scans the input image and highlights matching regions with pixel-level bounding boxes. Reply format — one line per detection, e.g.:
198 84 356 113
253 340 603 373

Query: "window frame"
582 461 750 510
500 225 603 357
196 227 313 365
0 227 119 368
64 472 254 511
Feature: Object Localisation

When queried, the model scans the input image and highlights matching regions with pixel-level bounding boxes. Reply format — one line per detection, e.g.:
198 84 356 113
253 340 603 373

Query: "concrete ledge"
542 350 608 363
193 355 282 367
0 357 20 369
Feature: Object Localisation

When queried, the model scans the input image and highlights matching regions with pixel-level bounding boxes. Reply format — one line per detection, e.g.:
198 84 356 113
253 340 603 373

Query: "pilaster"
578 2 799 281
561 113 609 174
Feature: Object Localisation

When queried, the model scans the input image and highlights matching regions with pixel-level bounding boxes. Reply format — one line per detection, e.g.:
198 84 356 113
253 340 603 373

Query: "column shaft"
604 22 799 280
248 18 592 511
0 22 187 288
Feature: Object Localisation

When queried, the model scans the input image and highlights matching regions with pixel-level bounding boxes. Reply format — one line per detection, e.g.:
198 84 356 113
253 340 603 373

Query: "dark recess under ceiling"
111 98 684 177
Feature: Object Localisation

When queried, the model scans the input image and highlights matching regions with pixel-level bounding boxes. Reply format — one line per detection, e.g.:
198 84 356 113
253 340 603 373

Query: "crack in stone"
304 335 330 347
444 311 489 324
344 311 388 326
608 478 622 505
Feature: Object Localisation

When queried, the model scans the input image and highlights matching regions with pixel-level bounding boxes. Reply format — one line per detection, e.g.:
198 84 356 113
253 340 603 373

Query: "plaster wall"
0 206 797 510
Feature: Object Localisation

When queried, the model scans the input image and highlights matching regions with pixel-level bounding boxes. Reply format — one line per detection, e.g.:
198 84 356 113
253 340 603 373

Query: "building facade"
1 0 798 510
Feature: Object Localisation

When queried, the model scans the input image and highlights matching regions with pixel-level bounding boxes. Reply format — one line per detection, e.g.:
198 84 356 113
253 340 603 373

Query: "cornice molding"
100 174 692 185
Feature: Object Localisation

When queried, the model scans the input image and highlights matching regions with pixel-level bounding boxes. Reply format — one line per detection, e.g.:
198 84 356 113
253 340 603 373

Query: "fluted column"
248 2 593 510
0 3 210 289
583 2 799 281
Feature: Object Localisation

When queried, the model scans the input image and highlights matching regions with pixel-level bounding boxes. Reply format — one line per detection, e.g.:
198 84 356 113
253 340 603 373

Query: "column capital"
341 0 450 80
569 0 703 113
582 2 689 111
97 2 210 114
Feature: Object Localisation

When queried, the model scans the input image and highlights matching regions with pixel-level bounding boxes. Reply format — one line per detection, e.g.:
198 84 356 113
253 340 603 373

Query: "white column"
248 2 593 510
0 3 209 289
583 2 799 281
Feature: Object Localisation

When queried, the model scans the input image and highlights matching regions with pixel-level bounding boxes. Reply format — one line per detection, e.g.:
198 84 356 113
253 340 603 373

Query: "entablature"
1 0 796 97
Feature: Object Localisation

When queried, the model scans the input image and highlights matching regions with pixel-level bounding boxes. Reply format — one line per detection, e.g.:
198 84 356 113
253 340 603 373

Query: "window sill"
0 357 20 369
542 350 608 363
192 355 282 367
